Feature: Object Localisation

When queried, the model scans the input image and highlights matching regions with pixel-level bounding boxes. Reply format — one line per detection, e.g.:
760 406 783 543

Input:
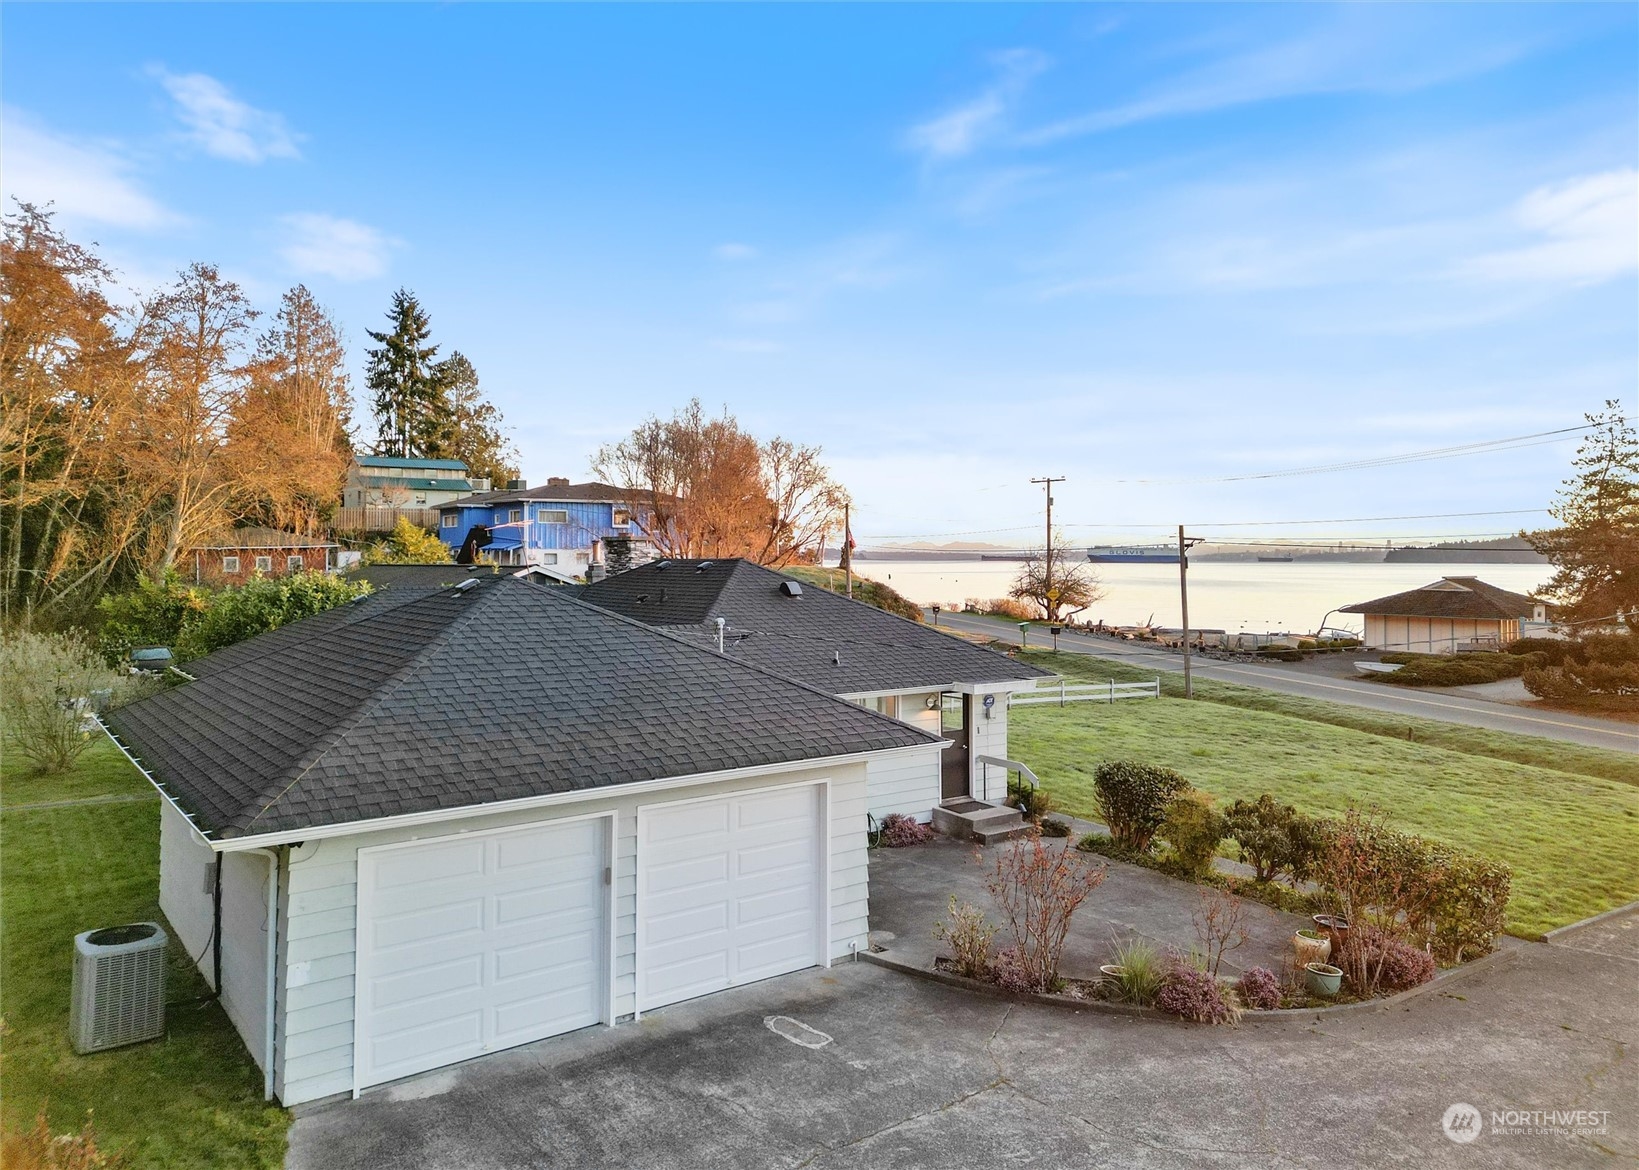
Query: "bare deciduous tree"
1009 531 1106 623
592 398 844 566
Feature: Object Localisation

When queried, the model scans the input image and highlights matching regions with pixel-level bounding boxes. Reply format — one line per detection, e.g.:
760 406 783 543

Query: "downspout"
211 859 224 997
244 847 281 1103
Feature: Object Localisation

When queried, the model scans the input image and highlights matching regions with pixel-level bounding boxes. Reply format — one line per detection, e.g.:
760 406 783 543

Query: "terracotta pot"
1294 929 1331 966
1305 962 1344 998
1313 914 1351 953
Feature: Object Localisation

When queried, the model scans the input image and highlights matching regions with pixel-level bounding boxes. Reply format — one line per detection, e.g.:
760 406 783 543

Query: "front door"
940 693 971 800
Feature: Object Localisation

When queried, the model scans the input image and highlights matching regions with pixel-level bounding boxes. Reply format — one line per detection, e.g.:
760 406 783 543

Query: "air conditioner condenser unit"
70 922 168 1054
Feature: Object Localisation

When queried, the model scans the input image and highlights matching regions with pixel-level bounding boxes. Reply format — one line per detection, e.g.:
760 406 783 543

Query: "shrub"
172 571 370 661
1237 967 1282 1011
1155 957 1234 1024
1223 794 1321 884
95 575 210 664
879 812 934 848
1092 760 1189 852
1108 937 1165 1005
1506 636 1573 664
363 516 453 565
933 896 996 980
1038 817 1072 838
1 631 134 775
1160 791 1225 879
1414 844 1512 963
989 946 1035 993
1191 888 1251 977
985 831 1108 992
1339 926 1435 993
1 1108 127 1169
973 597 1039 621
1007 776 1054 823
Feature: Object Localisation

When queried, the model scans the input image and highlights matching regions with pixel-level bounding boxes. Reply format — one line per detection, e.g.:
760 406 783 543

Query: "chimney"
547 476 570 487
507 479 528 491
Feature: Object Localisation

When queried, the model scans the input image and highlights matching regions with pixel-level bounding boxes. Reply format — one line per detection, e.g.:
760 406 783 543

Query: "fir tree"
435 351 519 485
1527 400 1639 624
365 289 451 458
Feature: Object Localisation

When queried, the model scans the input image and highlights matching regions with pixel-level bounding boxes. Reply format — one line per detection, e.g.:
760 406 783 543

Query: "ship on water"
1087 545 1180 564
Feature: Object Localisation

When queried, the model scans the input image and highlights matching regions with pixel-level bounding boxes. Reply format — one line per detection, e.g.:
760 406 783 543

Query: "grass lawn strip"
1016 647 1639 789
1 740 289 1167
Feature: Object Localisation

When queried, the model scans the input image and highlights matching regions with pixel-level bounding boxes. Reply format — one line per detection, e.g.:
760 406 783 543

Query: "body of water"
841 559 1550 635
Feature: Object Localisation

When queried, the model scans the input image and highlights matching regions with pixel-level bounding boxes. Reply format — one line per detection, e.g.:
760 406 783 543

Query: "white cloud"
1021 17 1526 145
0 107 176 229
1458 170 1637 286
905 49 1049 160
152 67 301 163
277 213 396 281
714 242 758 261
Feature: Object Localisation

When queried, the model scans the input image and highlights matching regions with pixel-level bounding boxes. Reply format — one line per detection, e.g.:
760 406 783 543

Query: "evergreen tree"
435 351 519 485
365 289 451 458
1527 401 1639 624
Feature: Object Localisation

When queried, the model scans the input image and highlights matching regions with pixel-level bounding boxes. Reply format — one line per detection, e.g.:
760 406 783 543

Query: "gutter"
206 739 946 853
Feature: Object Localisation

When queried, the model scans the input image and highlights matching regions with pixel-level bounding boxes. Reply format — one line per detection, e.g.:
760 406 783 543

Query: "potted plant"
1313 913 1351 954
1293 929 1331 966
1305 961 1344 998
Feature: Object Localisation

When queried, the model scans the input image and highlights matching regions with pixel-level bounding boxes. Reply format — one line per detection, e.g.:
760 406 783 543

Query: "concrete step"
931 800 1028 845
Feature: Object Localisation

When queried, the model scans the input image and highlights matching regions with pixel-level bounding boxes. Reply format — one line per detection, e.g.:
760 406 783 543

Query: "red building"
187 528 340 585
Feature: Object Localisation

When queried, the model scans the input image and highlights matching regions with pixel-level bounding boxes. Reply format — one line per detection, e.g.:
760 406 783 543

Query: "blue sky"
5 4 1635 545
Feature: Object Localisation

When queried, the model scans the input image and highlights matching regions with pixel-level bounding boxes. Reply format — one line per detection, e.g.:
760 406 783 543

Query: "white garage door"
355 817 608 1088
638 784 825 1012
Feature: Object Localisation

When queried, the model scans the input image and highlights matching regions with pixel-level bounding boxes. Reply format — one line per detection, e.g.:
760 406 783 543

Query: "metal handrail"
976 754 1039 791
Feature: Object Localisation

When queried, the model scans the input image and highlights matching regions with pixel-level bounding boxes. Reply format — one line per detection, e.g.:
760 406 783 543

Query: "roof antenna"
715 616 727 653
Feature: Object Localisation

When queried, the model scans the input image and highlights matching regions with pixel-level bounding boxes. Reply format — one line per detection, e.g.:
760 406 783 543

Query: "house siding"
970 686 1013 803
1362 615 1516 654
267 754 907 1106
157 801 273 1073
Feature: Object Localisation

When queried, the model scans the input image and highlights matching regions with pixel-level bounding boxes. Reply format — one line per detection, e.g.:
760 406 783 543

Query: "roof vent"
654 560 671 571
696 561 713 572
635 593 649 605
780 580 803 597
507 479 528 491
453 578 481 593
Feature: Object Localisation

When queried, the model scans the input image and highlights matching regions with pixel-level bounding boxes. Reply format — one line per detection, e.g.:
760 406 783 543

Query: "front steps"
931 797 1028 845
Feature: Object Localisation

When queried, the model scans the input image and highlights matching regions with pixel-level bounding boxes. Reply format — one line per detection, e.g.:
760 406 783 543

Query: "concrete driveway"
286 910 1637 1169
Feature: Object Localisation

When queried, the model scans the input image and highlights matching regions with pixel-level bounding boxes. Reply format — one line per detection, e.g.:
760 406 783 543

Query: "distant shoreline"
851 547 1548 565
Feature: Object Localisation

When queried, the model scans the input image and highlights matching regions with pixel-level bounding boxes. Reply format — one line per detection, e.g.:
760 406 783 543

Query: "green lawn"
1015 647 1639 789
1011 653 1639 939
1 739 289 1167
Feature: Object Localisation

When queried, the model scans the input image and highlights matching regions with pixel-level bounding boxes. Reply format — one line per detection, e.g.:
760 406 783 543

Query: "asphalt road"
929 610 1639 754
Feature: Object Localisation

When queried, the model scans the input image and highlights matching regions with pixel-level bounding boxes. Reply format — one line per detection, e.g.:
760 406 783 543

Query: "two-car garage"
351 782 830 1091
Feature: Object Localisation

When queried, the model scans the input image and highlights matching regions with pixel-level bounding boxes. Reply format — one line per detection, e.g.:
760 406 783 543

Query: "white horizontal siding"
270 758 874 1106
864 749 941 823
970 689 1012 803
157 801 215 985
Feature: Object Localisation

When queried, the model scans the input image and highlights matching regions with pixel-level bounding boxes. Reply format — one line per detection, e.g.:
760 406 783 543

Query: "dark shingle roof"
580 559 1049 694
443 481 634 509
191 527 337 550
346 563 504 590
1339 576 1541 620
105 579 937 840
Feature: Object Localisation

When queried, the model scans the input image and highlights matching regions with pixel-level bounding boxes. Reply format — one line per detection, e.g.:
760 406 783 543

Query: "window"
222 555 240 573
539 509 569 524
575 552 590 563
414 493 427 504
856 695 901 720
612 508 632 528
542 553 558 565
254 556 273 573
287 555 304 572
508 509 523 523
441 513 459 528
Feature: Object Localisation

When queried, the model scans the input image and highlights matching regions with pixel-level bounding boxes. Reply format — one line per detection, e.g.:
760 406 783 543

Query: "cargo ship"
1086 545 1180 564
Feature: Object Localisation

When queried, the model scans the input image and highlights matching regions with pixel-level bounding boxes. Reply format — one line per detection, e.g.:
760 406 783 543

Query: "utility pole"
1031 476 1065 621
1178 525 1203 698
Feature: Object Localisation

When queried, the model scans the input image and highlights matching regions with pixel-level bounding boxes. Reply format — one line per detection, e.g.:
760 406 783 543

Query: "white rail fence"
1010 678 1162 707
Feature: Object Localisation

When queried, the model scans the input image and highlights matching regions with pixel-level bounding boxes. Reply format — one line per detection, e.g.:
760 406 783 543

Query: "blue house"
436 479 650 569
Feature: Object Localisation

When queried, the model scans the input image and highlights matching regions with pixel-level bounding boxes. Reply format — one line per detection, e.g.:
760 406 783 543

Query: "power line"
868 509 1551 542
1106 425 1591 486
